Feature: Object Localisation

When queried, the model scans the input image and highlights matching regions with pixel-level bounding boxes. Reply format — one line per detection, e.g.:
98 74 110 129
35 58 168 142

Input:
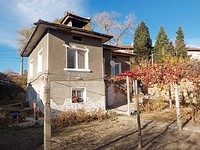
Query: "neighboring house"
187 47 200 60
21 13 134 112
103 44 135 107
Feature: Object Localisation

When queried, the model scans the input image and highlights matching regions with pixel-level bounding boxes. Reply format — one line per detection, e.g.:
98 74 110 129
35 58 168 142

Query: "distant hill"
0 72 27 106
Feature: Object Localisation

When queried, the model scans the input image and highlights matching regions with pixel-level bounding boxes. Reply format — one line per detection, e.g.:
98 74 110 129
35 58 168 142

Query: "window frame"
71 87 86 103
111 62 121 76
37 49 43 73
29 59 33 78
64 45 90 72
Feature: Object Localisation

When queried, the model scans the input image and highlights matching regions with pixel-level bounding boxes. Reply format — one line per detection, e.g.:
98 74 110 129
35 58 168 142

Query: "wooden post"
174 83 182 131
126 76 131 115
168 84 172 108
135 80 142 149
44 73 51 150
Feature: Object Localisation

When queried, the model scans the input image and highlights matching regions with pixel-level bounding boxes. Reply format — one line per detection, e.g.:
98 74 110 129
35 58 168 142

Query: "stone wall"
147 80 200 105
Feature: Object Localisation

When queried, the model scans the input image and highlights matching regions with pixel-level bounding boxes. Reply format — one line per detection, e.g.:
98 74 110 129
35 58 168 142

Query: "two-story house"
21 13 134 112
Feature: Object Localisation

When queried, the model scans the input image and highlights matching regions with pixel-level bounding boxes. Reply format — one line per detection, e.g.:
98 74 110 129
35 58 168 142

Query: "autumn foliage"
113 58 200 89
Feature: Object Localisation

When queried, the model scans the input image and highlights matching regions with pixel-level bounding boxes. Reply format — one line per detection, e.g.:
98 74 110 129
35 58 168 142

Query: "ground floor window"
72 88 86 103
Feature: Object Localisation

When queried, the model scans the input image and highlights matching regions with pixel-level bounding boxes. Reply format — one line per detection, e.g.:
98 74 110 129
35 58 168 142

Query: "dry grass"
140 99 168 113
52 109 115 129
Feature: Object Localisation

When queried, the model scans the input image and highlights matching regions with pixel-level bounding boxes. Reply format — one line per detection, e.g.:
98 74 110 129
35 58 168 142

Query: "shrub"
140 99 168 112
52 109 112 129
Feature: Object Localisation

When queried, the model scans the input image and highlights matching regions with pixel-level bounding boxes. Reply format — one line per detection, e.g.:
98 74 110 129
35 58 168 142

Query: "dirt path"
1 115 200 150
51 116 200 150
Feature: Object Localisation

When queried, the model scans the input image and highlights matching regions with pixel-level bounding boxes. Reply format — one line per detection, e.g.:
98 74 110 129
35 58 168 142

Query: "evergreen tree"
133 21 152 62
153 26 171 63
174 26 188 58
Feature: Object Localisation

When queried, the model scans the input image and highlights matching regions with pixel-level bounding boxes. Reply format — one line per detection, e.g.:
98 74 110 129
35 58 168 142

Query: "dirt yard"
1 110 200 150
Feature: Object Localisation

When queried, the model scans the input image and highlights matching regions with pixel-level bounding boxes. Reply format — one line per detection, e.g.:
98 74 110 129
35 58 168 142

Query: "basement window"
71 88 86 103
72 35 83 42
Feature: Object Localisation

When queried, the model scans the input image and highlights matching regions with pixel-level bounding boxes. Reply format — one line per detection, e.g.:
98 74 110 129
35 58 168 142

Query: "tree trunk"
174 83 182 131
135 80 142 149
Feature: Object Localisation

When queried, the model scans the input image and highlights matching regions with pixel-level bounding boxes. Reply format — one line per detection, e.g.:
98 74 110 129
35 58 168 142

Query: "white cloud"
185 38 200 48
13 0 87 24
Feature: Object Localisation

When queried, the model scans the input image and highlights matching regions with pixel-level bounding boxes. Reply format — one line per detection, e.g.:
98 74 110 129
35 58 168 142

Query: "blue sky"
1 0 200 72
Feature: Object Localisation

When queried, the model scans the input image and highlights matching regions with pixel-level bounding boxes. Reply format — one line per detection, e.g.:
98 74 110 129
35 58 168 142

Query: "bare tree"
17 25 35 53
93 11 135 45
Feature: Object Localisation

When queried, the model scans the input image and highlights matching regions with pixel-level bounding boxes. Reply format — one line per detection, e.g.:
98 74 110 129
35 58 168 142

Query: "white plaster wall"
107 84 126 107
27 81 45 112
50 96 105 113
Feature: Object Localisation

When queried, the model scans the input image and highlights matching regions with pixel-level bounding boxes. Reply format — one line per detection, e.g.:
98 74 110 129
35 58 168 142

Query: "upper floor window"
37 49 42 73
65 46 89 72
29 59 33 77
111 62 121 76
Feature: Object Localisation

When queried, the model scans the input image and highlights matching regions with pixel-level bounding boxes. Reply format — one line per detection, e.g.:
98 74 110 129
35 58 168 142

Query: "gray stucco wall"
27 33 48 83
50 81 105 111
48 29 104 82
103 48 112 77
112 54 131 73
27 33 49 110
47 29 106 111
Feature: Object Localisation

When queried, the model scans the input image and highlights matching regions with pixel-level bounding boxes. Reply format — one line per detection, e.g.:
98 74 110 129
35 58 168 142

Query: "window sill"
36 71 43 75
64 68 92 73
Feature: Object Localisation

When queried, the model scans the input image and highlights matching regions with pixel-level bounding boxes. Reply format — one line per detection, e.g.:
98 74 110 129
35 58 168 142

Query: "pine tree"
133 21 152 62
174 26 188 58
153 26 171 63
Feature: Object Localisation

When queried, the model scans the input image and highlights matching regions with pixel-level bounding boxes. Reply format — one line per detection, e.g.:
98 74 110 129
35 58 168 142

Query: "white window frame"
37 49 43 73
71 87 86 103
111 62 121 76
29 59 33 78
64 44 90 72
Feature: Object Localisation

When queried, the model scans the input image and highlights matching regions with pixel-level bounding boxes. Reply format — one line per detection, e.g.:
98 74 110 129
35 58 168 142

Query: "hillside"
0 72 26 106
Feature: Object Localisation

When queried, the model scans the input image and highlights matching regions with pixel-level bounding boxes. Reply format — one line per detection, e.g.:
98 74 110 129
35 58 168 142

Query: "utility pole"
135 80 142 149
20 56 23 76
44 73 51 150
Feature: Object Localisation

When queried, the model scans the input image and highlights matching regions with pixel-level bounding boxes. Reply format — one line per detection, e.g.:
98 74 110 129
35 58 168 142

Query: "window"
65 47 89 71
111 63 121 76
37 50 42 73
29 59 33 77
71 88 86 103
72 35 83 42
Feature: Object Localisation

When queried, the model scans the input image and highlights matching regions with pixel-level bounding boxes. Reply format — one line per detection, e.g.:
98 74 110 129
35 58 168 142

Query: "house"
21 13 134 112
103 44 135 107
187 47 200 60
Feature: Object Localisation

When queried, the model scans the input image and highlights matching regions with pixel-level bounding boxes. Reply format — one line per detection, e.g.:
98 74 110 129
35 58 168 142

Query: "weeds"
52 109 114 129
